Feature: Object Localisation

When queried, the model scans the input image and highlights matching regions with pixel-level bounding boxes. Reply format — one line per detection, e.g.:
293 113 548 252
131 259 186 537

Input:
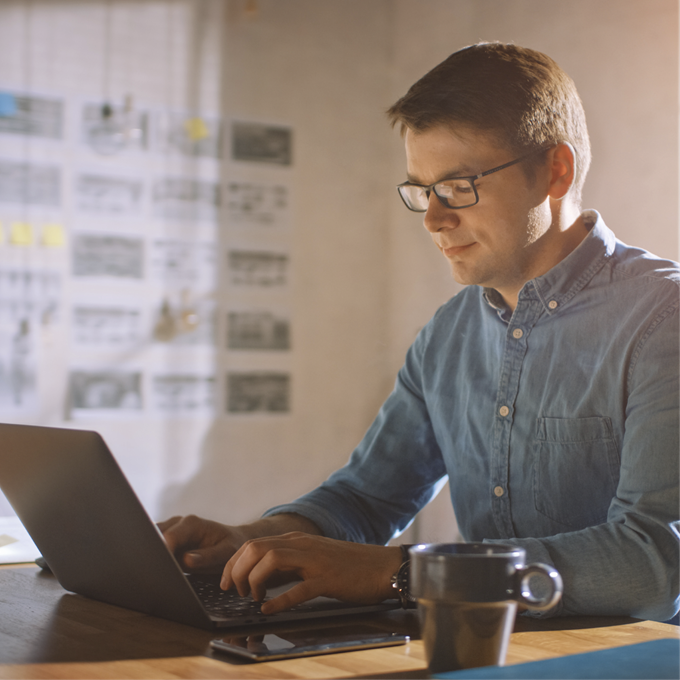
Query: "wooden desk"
0 566 677 679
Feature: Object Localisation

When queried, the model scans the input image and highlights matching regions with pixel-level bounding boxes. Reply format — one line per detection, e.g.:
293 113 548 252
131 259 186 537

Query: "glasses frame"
396 148 547 212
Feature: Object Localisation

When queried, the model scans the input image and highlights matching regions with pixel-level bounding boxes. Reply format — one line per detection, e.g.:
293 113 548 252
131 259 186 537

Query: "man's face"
404 125 555 304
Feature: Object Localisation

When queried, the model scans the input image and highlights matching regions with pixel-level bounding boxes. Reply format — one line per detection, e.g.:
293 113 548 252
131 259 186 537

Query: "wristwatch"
390 544 417 608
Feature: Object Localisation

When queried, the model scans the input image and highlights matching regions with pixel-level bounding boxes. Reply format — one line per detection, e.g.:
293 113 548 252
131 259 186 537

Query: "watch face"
391 559 417 607
396 560 410 590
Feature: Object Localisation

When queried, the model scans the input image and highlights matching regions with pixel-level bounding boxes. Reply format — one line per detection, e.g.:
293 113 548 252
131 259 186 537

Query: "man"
161 43 679 621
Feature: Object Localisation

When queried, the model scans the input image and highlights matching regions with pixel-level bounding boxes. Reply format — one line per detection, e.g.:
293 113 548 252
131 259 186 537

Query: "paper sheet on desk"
0 516 41 564
433 639 680 679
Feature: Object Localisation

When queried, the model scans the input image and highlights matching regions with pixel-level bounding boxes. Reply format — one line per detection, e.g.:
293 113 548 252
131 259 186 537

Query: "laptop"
0 423 399 629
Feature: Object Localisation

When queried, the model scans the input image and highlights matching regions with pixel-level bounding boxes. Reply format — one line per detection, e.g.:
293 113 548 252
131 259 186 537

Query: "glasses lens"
435 179 477 208
398 185 429 212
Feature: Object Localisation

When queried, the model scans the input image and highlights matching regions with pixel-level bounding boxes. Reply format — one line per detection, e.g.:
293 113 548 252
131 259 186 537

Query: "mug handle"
515 563 563 611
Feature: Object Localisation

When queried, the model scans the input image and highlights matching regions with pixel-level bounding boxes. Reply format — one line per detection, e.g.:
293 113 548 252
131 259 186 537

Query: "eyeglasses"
396 149 544 212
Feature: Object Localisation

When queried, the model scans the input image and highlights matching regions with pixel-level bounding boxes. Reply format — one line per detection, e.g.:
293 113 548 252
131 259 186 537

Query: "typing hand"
158 512 324 573
221 532 403 614
158 515 246 572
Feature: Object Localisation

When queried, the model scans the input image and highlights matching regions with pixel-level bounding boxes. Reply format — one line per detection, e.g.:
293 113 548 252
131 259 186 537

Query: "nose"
423 192 459 234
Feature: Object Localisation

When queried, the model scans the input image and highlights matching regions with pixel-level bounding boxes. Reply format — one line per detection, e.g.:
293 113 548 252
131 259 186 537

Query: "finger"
160 515 204 554
156 516 182 533
228 542 276 598
221 542 251 593
182 543 235 571
260 580 321 615
245 547 303 602
157 516 184 550
223 539 300 597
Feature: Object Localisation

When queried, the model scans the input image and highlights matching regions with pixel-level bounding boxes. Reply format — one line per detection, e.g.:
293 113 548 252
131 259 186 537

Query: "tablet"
210 623 409 661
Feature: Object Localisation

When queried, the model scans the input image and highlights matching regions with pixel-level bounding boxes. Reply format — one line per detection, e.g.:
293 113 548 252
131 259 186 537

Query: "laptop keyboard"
186 574 384 621
188 575 270 617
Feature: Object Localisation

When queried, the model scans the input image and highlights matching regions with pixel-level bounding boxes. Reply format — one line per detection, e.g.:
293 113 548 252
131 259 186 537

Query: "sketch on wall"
225 181 289 229
0 320 38 412
228 310 290 351
75 173 144 216
69 370 143 412
0 92 63 138
227 249 289 288
72 305 143 347
0 269 61 326
72 234 144 279
0 160 61 206
227 371 290 413
231 122 292 166
153 177 220 224
0 268 59 412
151 374 216 413
150 239 217 285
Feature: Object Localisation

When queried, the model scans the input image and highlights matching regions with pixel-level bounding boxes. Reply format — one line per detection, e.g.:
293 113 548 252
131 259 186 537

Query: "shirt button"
512 328 523 339
499 405 510 417
494 486 504 497
548 300 558 310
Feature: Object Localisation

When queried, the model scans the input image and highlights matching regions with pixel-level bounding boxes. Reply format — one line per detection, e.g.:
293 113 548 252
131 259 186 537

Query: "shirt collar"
484 210 616 317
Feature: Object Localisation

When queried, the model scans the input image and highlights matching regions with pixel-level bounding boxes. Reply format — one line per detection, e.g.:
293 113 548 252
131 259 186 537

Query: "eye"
437 180 474 196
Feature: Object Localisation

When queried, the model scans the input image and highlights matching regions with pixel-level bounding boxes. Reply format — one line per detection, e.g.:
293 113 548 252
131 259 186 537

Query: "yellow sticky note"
41 223 65 247
184 117 209 141
10 222 33 246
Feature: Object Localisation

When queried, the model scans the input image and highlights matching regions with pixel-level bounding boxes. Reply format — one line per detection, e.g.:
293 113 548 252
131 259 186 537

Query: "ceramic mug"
410 543 563 673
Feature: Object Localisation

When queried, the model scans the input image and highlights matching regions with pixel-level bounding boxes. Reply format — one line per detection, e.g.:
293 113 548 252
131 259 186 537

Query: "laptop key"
188 575 271 617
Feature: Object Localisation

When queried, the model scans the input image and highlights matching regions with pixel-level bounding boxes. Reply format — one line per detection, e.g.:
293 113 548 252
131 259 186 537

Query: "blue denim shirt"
266 211 680 621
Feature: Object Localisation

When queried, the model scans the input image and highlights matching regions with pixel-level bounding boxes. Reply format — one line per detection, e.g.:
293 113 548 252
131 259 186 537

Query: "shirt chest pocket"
533 416 620 531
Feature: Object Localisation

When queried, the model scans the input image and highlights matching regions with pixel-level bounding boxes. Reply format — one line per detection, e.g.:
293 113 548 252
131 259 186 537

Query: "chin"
448 263 476 287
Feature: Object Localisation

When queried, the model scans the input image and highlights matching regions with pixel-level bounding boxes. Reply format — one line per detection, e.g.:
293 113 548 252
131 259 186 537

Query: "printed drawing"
227 372 290 413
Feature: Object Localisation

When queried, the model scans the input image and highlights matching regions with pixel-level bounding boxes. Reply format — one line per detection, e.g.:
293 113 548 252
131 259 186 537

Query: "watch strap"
391 544 417 608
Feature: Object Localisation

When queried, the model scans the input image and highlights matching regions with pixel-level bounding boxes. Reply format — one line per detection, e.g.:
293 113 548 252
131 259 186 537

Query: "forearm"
248 513 323 539
487 519 679 621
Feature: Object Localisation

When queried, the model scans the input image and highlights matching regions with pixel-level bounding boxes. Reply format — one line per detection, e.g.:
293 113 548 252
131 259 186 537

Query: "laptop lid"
0 423 215 628
0 423 398 629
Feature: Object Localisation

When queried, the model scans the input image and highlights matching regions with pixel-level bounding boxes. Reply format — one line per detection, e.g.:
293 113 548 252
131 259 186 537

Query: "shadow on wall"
156 422 236 522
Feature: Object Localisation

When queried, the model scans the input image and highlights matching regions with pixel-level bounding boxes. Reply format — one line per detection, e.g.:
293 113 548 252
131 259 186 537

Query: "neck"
499 199 588 312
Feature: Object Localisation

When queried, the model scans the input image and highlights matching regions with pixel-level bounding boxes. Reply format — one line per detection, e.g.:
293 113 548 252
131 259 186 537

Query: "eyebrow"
406 164 478 184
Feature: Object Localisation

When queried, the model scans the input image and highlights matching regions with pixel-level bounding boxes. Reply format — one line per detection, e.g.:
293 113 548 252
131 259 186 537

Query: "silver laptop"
0 423 398 629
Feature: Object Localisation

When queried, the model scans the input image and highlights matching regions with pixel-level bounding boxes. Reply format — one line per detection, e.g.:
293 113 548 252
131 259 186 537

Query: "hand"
158 513 323 573
221 532 403 614
158 515 247 572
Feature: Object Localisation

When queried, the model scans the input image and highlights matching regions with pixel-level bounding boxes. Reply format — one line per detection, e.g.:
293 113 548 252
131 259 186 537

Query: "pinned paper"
0 92 17 117
41 223 65 247
0 534 18 549
10 222 34 246
184 117 209 141
0 516 41 564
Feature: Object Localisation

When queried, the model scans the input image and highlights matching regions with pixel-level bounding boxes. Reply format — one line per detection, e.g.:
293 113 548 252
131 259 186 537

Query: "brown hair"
387 42 591 206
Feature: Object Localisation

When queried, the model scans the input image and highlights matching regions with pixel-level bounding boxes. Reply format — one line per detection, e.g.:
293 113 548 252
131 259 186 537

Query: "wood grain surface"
0 566 677 679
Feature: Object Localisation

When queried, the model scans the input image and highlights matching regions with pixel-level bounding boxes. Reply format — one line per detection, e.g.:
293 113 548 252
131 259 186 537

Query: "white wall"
161 0 397 524
0 1 676 545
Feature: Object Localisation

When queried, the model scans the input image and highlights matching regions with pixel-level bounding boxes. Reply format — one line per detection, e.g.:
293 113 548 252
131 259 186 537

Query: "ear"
547 143 576 200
